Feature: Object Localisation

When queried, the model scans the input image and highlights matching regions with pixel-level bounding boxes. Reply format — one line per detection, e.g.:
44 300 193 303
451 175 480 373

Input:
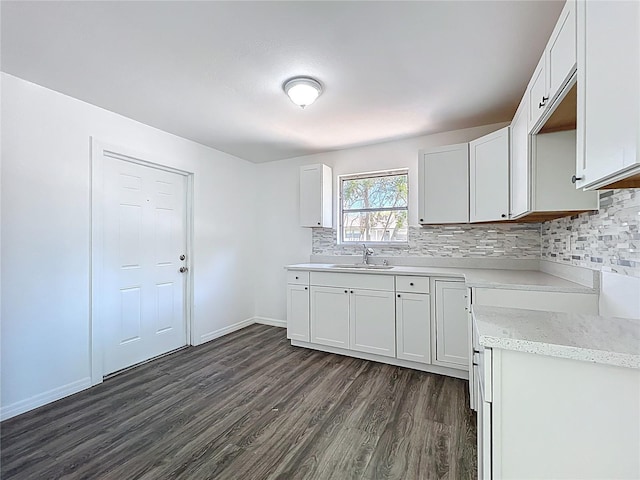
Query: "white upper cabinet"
547 0 577 101
469 126 510 223
575 0 640 190
532 130 598 213
510 98 530 219
418 143 469 224
527 55 548 131
299 164 332 228
511 103 598 220
528 0 577 133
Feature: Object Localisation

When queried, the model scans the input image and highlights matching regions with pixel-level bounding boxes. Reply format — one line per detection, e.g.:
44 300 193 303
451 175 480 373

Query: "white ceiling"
1 1 563 163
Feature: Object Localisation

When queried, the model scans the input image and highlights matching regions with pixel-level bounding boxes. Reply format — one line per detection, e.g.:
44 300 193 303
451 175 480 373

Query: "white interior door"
100 155 188 375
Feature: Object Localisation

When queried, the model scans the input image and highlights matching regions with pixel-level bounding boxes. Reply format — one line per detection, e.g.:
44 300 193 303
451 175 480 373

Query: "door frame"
90 138 194 386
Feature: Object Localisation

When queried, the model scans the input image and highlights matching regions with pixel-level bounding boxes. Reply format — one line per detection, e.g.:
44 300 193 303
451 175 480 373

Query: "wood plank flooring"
1 324 476 479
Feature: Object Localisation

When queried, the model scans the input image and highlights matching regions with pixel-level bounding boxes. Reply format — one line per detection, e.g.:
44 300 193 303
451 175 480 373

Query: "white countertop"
472 305 640 369
286 263 595 294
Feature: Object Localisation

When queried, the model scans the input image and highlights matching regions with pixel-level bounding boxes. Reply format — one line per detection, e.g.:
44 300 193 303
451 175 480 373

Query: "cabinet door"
576 0 639 189
300 165 321 227
547 0 576 101
434 280 468 369
418 143 469 224
299 164 332 227
527 55 548 131
286 284 310 342
510 99 530 219
396 292 431 364
349 289 396 357
469 126 510 222
310 286 349 348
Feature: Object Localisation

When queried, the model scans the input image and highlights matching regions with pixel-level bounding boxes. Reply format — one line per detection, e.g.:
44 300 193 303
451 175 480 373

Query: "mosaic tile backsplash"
312 223 541 258
312 189 639 277
541 189 639 277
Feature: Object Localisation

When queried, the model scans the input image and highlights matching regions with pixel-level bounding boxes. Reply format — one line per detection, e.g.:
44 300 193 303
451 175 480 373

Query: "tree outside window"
340 171 408 243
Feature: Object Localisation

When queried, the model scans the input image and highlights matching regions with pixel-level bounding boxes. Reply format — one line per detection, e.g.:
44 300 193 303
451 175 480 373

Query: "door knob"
179 254 186 261
179 266 188 273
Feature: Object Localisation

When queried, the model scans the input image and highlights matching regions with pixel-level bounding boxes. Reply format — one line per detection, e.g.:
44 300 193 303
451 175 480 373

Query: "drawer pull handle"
539 96 549 108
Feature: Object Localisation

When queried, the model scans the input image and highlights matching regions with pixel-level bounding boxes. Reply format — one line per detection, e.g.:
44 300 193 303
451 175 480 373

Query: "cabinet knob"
344 290 348 293
317 222 321 226
305 287 308 290
571 175 583 184
501 214 507 218
295 276 299 279
419 218 424 222
409 282 414 286
350 290 354 294
397 294 401 298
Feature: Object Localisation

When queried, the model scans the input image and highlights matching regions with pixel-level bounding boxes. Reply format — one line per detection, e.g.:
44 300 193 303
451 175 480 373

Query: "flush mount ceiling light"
283 77 323 108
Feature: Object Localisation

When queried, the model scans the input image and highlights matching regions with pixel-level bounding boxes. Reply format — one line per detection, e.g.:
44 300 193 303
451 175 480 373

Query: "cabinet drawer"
395 276 430 294
310 272 394 291
287 270 310 285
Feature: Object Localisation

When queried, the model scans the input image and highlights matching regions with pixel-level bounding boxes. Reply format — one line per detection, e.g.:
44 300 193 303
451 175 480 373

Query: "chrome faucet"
362 244 374 264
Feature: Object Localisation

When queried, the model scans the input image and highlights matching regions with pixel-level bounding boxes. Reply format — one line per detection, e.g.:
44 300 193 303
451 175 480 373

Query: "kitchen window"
340 170 408 243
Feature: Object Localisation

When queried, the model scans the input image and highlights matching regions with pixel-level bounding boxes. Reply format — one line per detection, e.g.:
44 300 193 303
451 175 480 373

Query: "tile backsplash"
312 223 541 258
312 189 639 278
542 189 639 277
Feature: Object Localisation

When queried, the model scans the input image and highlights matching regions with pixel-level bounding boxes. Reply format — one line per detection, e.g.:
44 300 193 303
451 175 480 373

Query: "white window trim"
338 169 409 245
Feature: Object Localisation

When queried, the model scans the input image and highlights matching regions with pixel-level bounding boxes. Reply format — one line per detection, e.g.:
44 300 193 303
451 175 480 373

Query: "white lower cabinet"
350 289 396 357
476 346 640 479
434 280 468 369
395 292 431 364
310 286 350 348
291 270 467 379
286 283 310 342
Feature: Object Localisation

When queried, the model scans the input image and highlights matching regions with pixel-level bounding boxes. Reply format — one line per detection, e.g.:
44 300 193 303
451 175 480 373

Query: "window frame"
338 169 409 245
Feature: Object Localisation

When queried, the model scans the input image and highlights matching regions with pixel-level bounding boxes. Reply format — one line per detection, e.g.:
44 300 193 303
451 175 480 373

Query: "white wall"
0 74 258 418
254 122 508 322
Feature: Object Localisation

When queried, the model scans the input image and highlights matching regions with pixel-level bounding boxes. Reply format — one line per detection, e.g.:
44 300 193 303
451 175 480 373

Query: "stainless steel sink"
330 264 394 270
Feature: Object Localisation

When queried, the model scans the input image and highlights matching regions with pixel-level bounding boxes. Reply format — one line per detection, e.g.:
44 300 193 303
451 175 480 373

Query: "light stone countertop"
472 305 640 369
286 263 596 294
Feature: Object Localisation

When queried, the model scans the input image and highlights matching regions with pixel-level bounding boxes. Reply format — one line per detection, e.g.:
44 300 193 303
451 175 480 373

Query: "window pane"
342 210 408 242
342 174 408 210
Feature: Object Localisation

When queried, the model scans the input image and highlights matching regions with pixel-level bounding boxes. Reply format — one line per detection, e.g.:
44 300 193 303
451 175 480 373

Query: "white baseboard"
254 317 286 328
0 376 92 421
199 317 255 344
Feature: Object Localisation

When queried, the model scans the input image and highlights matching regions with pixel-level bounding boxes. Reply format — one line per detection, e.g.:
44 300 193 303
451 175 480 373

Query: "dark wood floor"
1 324 476 479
